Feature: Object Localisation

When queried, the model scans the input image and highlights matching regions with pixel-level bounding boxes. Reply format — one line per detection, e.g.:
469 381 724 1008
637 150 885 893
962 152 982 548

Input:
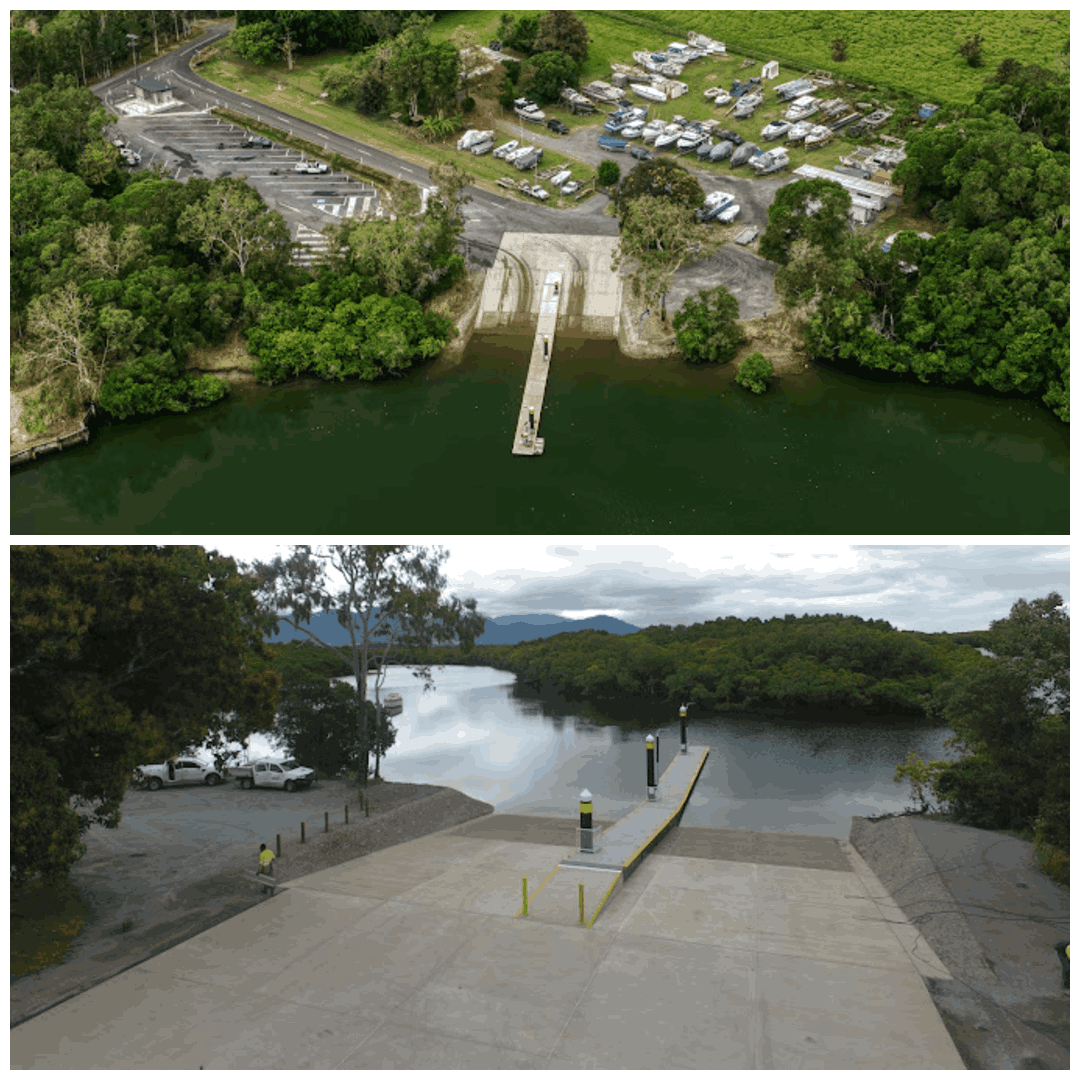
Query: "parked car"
133 759 223 790
294 159 329 173
230 759 317 792
530 184 550 201
243 135 272 148
560 179 583 196
546 119 570 135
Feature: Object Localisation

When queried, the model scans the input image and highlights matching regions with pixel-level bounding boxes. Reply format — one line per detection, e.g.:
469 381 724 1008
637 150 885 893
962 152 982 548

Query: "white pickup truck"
133 758 223 790
294 159 328 173
230 759 317 792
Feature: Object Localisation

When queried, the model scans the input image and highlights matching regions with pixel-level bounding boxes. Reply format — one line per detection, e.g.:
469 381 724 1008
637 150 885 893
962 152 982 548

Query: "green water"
11 334 1068 533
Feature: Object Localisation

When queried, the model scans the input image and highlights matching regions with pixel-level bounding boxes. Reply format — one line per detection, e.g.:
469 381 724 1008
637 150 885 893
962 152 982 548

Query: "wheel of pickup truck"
241 778 253 790
148 777 163 791
205 773 222 786
284 780 297 793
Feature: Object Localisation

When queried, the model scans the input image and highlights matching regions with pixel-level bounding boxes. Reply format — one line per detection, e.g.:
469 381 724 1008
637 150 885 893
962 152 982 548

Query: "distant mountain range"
266 612 640 647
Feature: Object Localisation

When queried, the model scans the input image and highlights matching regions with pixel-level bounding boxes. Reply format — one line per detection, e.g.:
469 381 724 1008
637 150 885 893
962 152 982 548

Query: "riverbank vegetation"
894 593 1069 886
10 78 465 435
761 62 1069 421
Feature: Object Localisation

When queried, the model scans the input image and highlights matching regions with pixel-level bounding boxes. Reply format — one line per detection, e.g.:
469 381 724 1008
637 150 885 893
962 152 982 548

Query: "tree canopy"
247 546 485 786
613 158 705 217
532 11 590 65
520 50 580 105
672 285 744 364
894 593 1068 870
614 196 719 321
11 546 281 885
456 611 988 718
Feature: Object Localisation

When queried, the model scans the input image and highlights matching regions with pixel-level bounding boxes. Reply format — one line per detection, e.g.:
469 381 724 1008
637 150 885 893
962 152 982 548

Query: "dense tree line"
894 593 1068 882
451 613 992 719
10 10 206 89
11 75 466 432
761 63 1069 422
320 15 462 121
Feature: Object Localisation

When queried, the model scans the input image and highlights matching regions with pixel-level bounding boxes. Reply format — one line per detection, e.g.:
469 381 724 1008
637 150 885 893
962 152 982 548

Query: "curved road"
94 24 780 315
94 24 618 262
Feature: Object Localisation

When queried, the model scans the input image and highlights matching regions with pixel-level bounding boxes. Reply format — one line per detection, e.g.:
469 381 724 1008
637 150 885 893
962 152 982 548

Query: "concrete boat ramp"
476 232 622 457
12 749 965 1068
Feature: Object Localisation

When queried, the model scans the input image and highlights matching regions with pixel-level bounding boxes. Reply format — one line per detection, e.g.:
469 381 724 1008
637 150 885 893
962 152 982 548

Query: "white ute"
294 159 329 173
133 758 223 790
230 758 317 792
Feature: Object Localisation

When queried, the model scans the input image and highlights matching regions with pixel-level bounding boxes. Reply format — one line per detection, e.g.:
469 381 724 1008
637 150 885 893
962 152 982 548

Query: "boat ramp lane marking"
511 271 563 457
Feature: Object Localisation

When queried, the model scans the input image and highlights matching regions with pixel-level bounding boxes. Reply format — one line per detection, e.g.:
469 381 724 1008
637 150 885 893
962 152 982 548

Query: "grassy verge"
199 53 598 203
11 877 96 978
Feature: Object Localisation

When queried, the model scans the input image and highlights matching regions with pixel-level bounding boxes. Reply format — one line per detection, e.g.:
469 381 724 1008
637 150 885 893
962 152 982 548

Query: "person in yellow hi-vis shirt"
258 843 275 891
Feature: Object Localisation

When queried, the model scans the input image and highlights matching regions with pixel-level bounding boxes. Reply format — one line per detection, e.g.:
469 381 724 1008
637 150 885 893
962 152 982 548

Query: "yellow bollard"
522 876 528 917
579 882 585 925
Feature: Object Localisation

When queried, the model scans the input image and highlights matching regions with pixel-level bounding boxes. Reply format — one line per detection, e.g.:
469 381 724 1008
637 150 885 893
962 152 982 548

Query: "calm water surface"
344 666 963 840
11 335 1067 533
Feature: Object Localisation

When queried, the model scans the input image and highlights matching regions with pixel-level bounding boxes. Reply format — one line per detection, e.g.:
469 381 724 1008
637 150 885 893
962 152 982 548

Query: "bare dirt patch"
10 781 493 1028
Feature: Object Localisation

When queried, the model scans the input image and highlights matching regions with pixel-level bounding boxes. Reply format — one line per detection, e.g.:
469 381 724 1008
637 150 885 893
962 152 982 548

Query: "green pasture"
433 10 1068 106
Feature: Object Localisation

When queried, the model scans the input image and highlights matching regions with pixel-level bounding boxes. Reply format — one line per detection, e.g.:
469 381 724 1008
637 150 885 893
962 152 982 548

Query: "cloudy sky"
196 538 1068 634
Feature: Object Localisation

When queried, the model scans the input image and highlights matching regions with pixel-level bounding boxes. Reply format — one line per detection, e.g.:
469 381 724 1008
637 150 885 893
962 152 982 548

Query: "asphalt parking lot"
111 110 382 265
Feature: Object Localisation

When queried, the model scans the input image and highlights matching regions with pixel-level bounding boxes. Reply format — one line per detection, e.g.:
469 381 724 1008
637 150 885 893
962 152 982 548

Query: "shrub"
672 285 743 364
736 352 773 393
597 159 620 187
461 96 475 114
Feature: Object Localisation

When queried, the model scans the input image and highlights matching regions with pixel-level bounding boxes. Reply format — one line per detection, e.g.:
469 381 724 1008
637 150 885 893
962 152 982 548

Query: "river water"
11 334 1067 533
337 665 963 840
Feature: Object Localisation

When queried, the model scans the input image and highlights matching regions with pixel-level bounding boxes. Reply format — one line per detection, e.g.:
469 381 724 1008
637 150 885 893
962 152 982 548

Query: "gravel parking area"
11 782 493 1028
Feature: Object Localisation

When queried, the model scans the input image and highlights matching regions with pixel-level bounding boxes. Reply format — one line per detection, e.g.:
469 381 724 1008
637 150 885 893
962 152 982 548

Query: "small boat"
598 133 628 152
640 120 665 143
730 141 759 167
749 147 789 174
760 120 792 141
676 128 706 151
716 203 740 224
550 168 572 187
774 77 815 101
785 121 813 143
505 144 535 162
514 97 546 123
803 124 833 148
695 138 715 158
630 82 667 103
628 143 655 161
457 128 486 151
698 190 736 221
710 139 734 161
818 97 847 116
711 89 732 107
733 93 763 119
687 30 726 55
492 139 519 159
382 692 404 716
704 86 723 99
654 126 684 151
620 122 645 139
470 138 493 155
784 95 819 122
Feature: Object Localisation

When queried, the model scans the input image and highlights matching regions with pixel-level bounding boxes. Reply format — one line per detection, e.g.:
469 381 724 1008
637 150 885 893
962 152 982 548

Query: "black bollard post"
646 734 656 800
680 705 688 754
579 788 594 853
301 821 305 844
345 804 349 825
325 811 329 833
276 833 281 857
